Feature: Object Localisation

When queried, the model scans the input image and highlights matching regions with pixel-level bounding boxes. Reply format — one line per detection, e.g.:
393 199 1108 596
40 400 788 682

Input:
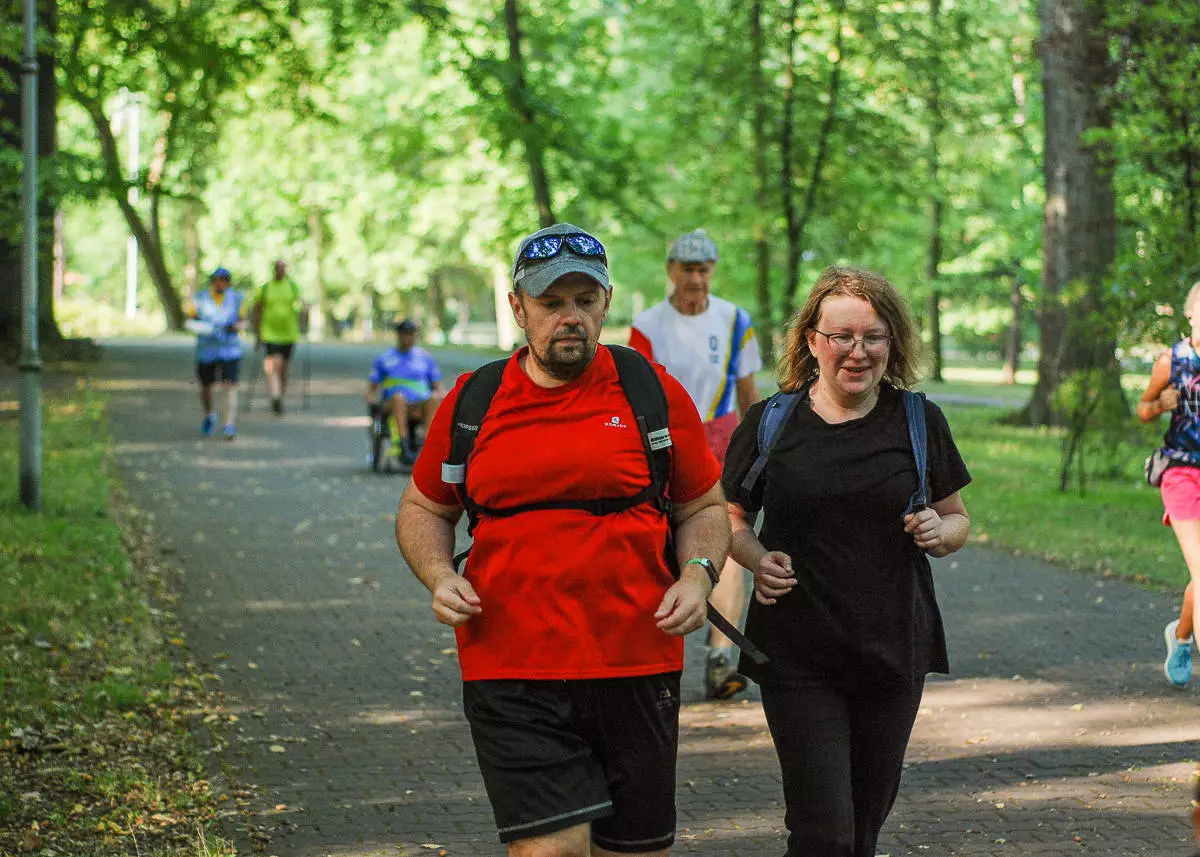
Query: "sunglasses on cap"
516 233 606 268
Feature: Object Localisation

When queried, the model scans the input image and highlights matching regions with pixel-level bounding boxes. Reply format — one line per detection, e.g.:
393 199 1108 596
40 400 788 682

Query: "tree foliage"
11 0 1181 443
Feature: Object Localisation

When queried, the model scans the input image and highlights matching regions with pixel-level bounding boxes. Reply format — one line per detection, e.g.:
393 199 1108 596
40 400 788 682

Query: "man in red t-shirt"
396 223 729 857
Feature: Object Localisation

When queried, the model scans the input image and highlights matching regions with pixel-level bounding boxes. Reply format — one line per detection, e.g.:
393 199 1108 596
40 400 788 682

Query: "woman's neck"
809 378 879 423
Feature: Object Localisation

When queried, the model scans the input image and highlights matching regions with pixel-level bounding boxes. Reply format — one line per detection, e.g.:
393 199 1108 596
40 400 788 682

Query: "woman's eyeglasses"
811 330 892 356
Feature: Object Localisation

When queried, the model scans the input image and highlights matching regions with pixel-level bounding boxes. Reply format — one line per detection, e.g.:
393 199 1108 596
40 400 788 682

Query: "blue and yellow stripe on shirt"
707 307 755 421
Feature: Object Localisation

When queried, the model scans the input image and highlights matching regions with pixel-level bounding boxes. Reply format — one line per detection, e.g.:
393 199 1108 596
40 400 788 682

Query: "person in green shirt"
250 259 309 415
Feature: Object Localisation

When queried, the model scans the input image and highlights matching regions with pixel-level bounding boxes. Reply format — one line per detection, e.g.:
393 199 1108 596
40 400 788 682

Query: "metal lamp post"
18 0 41 510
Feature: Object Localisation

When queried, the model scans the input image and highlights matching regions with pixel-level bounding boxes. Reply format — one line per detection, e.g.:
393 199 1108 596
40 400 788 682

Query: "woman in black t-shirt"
723 265 971 857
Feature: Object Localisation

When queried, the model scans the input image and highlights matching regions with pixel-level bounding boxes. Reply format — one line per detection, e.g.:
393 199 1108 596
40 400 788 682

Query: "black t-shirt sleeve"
721 398 769 513
924 397 972 503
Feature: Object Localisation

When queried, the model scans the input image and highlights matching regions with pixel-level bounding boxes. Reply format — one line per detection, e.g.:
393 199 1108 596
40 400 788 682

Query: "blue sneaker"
222 423 237 441
201 413 216 436
1164 619 1193 687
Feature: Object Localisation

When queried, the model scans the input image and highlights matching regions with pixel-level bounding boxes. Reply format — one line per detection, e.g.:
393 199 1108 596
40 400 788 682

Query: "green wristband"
685 557 720 588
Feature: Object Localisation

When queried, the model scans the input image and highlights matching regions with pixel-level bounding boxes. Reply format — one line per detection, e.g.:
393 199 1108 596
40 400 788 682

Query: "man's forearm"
736 375 759 417
396 500 460 594
674 502 731 570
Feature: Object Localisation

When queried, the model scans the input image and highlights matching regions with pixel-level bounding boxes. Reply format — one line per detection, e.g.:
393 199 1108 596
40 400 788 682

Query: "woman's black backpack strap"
740 389 805 493
901 390 928 514
740 385 928 519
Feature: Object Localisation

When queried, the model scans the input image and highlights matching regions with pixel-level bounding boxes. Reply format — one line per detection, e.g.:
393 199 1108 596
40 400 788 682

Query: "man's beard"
526 327 596 381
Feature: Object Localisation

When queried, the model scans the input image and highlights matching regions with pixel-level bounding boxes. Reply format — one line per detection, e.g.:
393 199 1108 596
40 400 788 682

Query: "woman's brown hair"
777 265 923 392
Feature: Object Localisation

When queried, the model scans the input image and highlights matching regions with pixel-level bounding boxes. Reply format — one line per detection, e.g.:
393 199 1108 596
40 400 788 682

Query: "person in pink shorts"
1138 280 1200 687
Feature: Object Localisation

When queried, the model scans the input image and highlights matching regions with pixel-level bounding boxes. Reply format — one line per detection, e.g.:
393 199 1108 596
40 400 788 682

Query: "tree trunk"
750 0 775 365
52 208 64 300
779 0 801 323
504 0 555 227
783 0 845 319
925 0 944 382
1182 111 1196 248
1025 0 1118 425
1002 269 1023 384
183 201 200 296
78 96 184 329
308 206 329 338
429 268 450 339
925 258 943 381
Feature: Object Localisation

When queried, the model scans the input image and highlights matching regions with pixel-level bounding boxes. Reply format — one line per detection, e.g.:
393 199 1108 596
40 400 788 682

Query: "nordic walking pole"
246 343 261 411
302 336 311 411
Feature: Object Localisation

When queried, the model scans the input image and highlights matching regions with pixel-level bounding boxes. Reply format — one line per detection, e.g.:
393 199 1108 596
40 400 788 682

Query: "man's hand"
1160 387 1181 412
654 573 709 636
430 573 482 627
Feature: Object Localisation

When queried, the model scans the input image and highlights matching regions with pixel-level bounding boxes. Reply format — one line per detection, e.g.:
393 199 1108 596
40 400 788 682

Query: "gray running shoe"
705 650 746 700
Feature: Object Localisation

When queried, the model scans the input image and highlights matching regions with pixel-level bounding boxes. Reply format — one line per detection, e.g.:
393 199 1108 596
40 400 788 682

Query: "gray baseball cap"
667 228 718 264
511 223 610 298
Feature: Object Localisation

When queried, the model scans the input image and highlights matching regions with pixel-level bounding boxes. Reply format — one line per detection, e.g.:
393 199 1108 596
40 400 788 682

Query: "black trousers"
760 676 925 857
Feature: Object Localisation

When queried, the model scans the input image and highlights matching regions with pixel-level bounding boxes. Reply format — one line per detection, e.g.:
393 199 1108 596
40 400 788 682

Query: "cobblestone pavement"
98 338 1200 857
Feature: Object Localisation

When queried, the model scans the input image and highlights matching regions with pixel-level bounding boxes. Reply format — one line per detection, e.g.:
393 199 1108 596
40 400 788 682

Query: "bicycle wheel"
370 416 387 473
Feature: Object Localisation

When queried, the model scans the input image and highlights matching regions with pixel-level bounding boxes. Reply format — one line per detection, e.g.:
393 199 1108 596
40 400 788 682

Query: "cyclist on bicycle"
366 318 444 465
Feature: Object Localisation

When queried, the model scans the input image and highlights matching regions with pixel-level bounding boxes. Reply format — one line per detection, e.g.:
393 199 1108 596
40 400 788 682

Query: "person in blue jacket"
186 267 247 440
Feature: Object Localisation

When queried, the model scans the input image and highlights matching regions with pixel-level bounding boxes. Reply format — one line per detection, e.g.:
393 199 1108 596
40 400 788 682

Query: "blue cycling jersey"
368 346 441 403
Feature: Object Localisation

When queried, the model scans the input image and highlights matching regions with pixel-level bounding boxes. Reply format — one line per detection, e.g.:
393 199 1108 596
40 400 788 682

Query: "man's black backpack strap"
441 357 507 493
439 345 767 665
608 344 673 515
441 356 507 569
607 345 767 665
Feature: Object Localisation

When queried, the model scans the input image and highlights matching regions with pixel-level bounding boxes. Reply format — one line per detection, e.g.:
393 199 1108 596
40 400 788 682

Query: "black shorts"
463 673 681 851
196 359 240 385
263 342 294 359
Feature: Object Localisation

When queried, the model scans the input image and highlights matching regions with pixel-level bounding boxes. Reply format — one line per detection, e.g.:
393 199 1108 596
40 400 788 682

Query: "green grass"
943 401 1184 590
917 364 1180 589
0 381 232 857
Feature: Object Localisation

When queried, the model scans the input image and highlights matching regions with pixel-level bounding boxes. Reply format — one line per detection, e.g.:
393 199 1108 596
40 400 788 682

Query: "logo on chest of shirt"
708 334 720 363
604 415 628 429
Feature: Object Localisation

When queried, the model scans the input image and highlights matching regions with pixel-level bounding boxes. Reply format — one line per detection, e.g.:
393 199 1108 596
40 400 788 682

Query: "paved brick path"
98 338 1200 856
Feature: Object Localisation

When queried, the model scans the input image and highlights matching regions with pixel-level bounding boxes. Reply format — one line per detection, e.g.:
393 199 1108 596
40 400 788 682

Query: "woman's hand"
1159 387 1181 412
753 550 795 605
904 507 944 552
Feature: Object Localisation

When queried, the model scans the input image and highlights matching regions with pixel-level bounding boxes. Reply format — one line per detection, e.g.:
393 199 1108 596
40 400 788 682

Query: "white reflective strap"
648 428 673 451
442 462 466 484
